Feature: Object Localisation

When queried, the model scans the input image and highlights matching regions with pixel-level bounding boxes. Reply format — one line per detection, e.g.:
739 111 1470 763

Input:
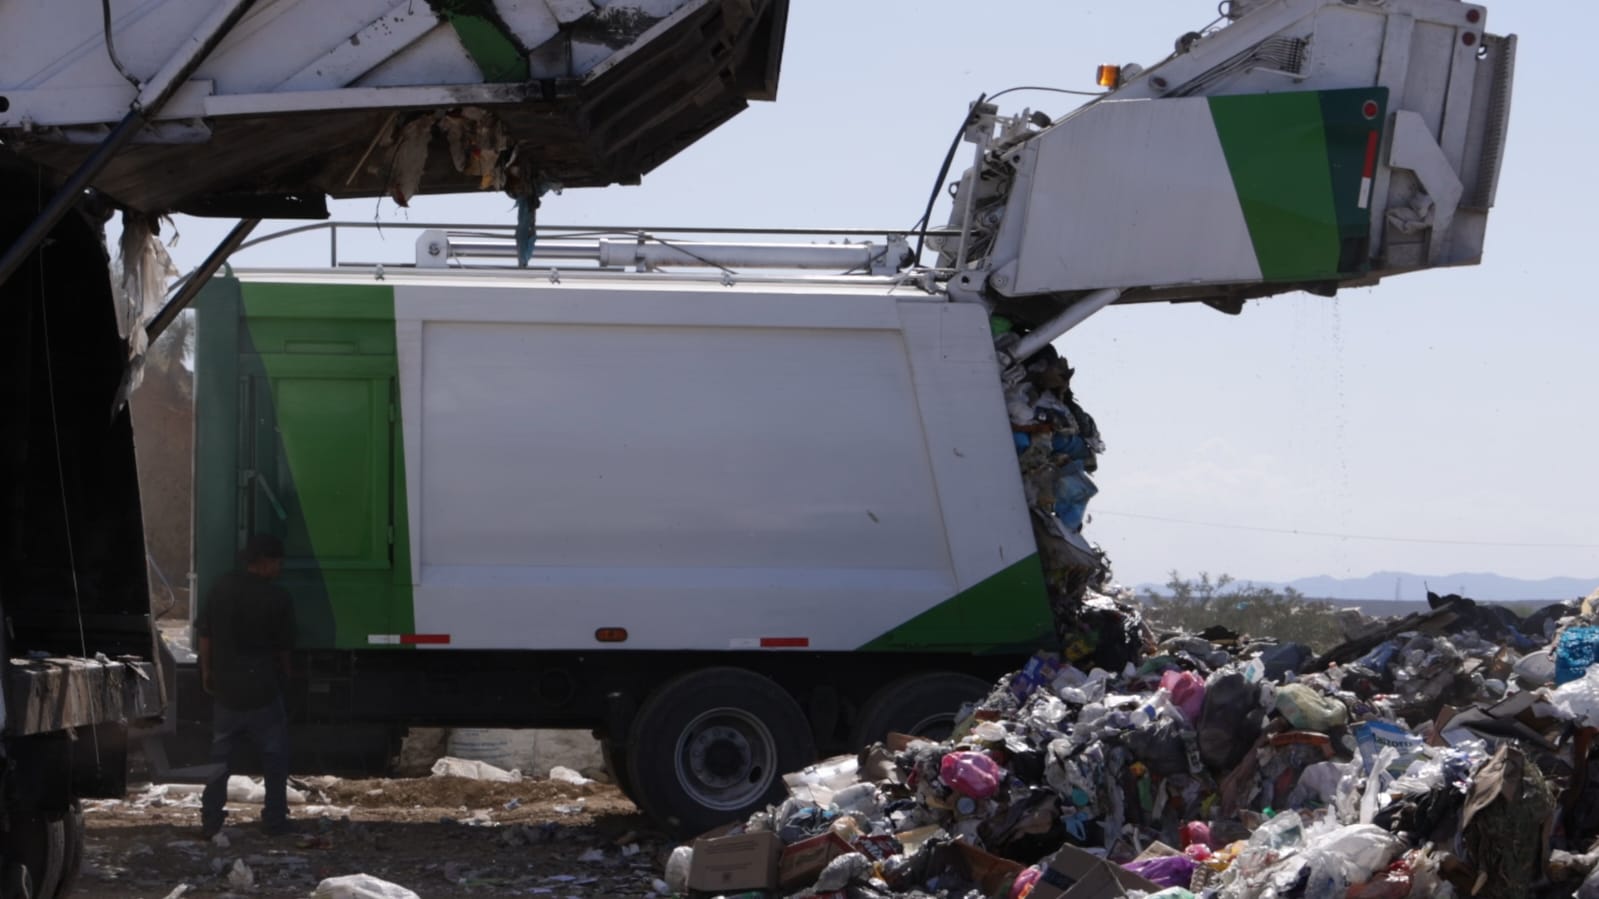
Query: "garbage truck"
2 0 1513 860
0 0 787 892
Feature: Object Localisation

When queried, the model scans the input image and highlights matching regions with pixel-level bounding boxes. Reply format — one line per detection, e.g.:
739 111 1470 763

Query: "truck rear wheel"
851 672 993 748
600 739 639 807
626 668 815 836
1 801 80 899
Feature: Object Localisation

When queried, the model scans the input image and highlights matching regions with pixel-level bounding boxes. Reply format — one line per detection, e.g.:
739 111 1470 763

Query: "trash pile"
666 588 1599 898
993 339 1124 651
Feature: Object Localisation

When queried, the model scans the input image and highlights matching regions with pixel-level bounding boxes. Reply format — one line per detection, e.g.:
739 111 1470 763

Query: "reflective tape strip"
367 635 401 645
400 634 451 645
759 637 809 648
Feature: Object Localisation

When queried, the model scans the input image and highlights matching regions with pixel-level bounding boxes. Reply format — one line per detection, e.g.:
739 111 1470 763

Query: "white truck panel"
381 278 1031 651
1008 98 1261 295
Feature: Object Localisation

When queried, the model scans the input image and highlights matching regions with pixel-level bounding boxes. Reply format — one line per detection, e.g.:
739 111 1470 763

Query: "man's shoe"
262 820 295 837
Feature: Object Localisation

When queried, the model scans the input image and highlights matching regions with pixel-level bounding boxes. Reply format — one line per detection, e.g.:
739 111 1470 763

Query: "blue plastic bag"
1556 626 1599 685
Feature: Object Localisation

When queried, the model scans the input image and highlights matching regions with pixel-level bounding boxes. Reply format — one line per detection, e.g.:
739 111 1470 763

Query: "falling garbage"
664 587 1599 898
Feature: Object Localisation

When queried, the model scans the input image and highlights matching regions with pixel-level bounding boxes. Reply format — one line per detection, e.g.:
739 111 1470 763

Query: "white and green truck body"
194 273 1053 656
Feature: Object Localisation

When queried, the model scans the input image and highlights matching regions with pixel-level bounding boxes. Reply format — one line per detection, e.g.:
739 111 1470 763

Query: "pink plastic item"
940 751 1003 799
1010 865 1042 898
1160 670 1207 722
1180 820 1213 849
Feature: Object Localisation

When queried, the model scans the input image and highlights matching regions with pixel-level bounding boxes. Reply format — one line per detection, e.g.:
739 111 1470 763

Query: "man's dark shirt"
196 571 296 710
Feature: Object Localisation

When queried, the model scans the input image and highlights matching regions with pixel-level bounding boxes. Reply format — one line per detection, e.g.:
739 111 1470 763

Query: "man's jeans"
200 696 290 832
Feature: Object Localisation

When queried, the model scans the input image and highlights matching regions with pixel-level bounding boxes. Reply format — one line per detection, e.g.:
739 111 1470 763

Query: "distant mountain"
1137 571 1597 603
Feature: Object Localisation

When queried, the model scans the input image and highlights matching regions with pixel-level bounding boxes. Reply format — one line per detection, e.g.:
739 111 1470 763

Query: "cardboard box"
880 840 1023 899
777 832 853 891
952 842 1026 898
1028 845 1161 899
687 831 781 894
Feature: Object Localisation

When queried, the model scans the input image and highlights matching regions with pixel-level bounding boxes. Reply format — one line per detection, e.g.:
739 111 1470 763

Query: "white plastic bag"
1299 824 1403 899
664 846 694 894
1551 665 1599 727
1288 760 1359 808
430 756 521 782
314 874 422 899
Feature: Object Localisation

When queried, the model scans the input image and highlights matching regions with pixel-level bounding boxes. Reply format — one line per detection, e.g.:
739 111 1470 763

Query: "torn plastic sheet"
114 211 179 397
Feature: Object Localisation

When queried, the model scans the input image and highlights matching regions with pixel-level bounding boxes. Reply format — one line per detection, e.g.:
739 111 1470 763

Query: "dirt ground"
82 775 671 898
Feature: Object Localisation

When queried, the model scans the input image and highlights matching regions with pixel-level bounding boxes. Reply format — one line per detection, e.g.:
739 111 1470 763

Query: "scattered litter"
313 873 421 899
429 756 522 782
225 775 307 805
227 858 254 890
548 766 592 786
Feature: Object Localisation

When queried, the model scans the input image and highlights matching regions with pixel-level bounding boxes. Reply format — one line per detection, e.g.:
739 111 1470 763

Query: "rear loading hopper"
0 0 789 217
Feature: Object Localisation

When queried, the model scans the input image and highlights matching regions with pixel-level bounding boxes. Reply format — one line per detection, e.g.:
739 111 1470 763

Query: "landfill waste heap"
664 569 1599 898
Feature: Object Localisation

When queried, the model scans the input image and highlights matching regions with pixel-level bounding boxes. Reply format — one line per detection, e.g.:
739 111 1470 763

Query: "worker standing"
197 535 297 837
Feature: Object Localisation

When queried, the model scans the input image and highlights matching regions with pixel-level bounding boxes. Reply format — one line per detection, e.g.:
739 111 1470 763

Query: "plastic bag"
940 751 1003 799
1274 683 1348 732
1298 825 1404 899
1555 626 1599 684
313 875 421 899
1551 664 1599 727
663 846 693 894
1287 760 1358 808
430 757 521 782
1122 854 1198 889
1360 747 1398 824
1160 670 1207 723
1198 672 1264 772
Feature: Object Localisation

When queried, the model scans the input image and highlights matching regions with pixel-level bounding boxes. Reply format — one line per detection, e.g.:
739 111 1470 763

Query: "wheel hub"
674 708 777 811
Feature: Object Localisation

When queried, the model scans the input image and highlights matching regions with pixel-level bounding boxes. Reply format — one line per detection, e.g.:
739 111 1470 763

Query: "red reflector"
595 628 629 643
760 637 809 648
400 634 450 645
1361 100 1379 120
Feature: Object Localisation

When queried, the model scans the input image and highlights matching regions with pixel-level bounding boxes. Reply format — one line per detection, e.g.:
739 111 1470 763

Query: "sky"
160 0 1599 590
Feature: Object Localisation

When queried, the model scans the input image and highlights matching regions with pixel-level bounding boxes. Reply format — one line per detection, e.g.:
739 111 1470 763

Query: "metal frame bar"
147 219 260 342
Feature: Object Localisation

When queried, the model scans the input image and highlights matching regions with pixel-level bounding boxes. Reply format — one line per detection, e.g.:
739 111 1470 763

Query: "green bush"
1140 572 1348 653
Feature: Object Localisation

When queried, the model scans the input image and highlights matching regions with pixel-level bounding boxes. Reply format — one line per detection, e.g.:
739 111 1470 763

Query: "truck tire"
626 668 815 836
600 739 640 807
57 804 84 898
850 672 993 748
1 805 70 899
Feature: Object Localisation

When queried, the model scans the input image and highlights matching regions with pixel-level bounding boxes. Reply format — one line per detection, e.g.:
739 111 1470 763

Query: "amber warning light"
1096 65 1121 89
595 628 628 643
